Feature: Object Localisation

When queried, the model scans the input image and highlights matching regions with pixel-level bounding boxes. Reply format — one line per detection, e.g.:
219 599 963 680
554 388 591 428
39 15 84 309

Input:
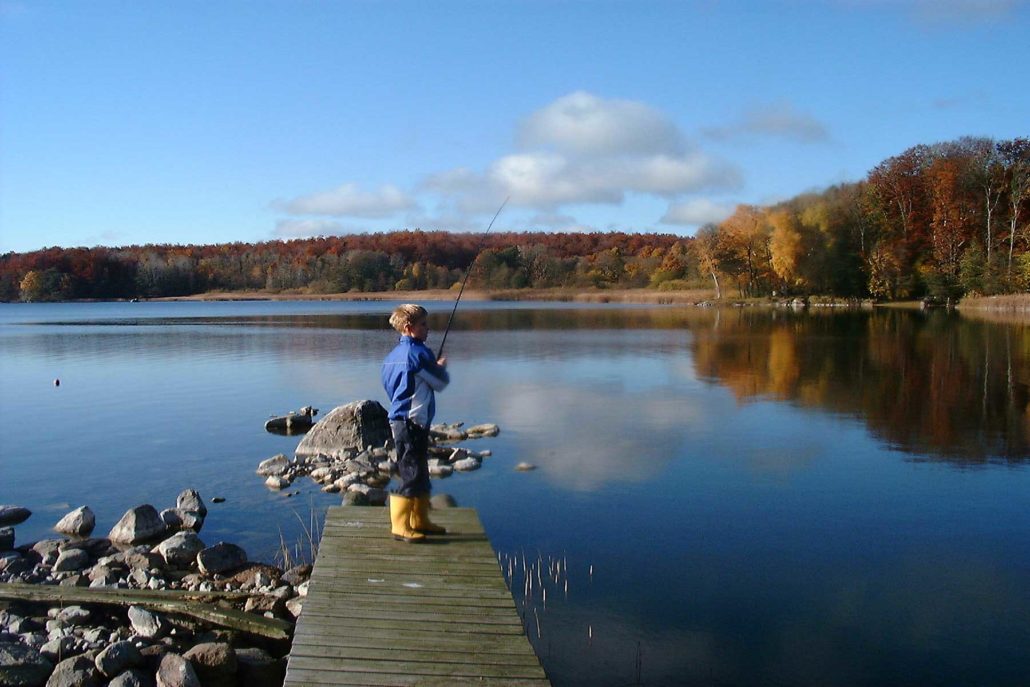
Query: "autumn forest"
3 136 1028 303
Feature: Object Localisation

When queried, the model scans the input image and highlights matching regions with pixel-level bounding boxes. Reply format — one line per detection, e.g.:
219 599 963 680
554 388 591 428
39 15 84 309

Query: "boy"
381 304 449 542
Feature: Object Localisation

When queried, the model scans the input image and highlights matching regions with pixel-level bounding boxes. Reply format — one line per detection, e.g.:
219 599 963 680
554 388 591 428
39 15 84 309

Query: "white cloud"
661 198 736 226
281 183 418 218
274 218 345 238
517 90 685 157
278 92 741 228
704 102 829 143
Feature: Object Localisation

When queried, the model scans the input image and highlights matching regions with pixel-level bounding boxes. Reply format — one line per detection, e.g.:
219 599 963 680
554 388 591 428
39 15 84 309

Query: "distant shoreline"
149 288 718 305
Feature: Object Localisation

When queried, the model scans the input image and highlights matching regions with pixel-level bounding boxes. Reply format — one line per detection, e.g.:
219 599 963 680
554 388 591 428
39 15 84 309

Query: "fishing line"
436 196 509 358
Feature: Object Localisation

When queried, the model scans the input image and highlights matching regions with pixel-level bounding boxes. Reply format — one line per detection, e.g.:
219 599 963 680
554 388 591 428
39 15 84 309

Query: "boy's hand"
437 356 447 367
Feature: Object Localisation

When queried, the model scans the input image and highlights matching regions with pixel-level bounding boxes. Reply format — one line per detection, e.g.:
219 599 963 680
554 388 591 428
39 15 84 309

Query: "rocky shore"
0 402 505 686
0 492 303 687
257 400 500 501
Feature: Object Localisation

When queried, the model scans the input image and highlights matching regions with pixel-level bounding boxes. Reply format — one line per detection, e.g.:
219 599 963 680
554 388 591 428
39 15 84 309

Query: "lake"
2 300 1028 686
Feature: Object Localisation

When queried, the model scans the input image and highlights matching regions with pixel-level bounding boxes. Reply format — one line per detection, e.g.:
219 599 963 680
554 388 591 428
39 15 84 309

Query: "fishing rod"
436 196 509 359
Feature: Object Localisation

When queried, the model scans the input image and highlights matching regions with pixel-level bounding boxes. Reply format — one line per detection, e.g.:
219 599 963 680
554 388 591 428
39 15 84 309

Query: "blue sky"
1 0 1028 254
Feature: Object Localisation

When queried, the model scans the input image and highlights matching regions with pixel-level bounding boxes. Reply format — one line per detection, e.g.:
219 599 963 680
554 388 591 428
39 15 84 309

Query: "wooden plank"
286 656 547 679
289 644 542 667
285 506 548 686
0 582 292 640
284 668 549 686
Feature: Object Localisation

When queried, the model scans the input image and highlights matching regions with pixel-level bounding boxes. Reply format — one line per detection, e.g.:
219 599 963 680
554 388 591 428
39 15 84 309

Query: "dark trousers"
391 419 431 497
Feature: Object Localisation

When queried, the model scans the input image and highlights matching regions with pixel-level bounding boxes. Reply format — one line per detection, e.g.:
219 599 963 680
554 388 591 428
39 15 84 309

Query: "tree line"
2 135 1027 303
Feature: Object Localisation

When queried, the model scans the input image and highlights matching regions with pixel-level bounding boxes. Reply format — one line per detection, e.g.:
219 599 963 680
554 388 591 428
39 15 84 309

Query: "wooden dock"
284 506 550 686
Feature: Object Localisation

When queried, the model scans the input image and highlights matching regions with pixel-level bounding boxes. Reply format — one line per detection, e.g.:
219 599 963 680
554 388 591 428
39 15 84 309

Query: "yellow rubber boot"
410 495 447 535
389 495 425 543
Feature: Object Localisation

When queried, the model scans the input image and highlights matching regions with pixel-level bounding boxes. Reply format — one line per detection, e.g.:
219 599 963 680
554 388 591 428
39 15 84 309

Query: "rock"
210 497 225 504
154 532 205 569
56 607 90 625
138 645 169 671
514 462 537 471
264 476 289 490
121 548 162 571
285 597 304 619
430 426 467 442
427 461 453 478
175 490 207 518
108 506 166 545
127 606 167 640
108 668 152 687
430 494 456 509
235 647 283 687
466 423 500 437
58 574 89 588
0 506 32 527
156 653 201 687
255 454 289 477
52 548 90 572
159 510 203 533
87 564 121 586
0 551 22 571
61 537 112 558
32 540 63 566
53 507 95 537
281 563 312 586
196 543 247 575
295 400 391 460
264 406 318 434
45 654 100 687
243 595 285 616
452 457 481 472
39 635 77 662
95 640 143 677
0 527 13 551
224 563 281 588
0 641 54 686
334 473 363 490
341 491 368 506
183 643 236 687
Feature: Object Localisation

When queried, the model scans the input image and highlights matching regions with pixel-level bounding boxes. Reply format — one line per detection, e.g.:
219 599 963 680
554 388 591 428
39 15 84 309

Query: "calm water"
2 301 1029 686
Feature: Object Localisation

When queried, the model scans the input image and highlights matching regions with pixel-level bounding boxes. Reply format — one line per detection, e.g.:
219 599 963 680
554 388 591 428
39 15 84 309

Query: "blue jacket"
381 336 449 427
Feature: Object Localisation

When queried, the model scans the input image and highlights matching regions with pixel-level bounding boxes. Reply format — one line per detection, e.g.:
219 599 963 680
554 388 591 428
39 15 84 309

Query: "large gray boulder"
159 509 203 533
52 548 90 572
0 641 54 686
108 506 166 545
95 640 143 678
295 400 391 459
54 507 95 536
197 543 247 575
46 654 100 687
108 668 151 687
156 653 200 687
175 489 207 517
0 506 31 527
183 643 236 687
154 532 205 569
127 606 167 640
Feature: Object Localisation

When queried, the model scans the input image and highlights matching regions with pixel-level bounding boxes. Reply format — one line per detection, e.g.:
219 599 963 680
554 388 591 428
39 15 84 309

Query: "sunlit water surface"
2 301 1029 686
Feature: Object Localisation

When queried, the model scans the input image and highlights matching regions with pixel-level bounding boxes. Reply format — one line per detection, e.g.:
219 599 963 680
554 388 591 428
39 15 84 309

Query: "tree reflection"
691 309 1030 463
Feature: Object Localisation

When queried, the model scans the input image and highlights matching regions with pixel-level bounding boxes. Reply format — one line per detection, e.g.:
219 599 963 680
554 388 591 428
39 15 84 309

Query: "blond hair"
389 304 428 334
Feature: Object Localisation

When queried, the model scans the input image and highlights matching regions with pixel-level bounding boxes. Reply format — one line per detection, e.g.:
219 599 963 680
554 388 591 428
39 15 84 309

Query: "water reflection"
690 309 1030 463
